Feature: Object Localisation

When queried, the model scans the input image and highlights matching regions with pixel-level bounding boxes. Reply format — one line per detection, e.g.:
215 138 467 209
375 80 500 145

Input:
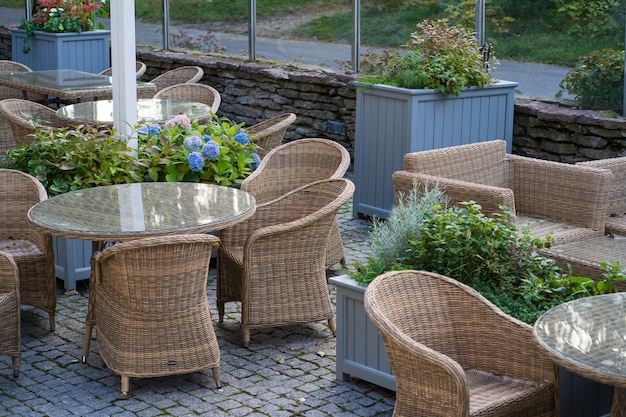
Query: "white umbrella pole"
111 0 138 150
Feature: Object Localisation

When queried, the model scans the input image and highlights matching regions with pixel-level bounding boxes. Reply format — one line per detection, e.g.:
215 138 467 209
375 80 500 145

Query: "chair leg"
242 327 250 348
328 318 336 336
82 322 94 363
212 367 222 389
118 375 131 400
12 356 20 378
217 301 225 323
48 311 56 332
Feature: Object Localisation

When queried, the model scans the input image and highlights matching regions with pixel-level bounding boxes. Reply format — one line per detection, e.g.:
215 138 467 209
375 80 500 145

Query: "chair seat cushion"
0 239 43 259
467 369 554 417
517 216 602 246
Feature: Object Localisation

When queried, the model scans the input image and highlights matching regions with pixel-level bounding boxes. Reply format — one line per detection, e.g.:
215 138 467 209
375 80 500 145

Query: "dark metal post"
352 0 360 73
249 0 256 61
162 0 170 50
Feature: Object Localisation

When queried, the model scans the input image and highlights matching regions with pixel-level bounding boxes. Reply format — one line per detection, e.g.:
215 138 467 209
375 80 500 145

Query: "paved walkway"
0 188 393 417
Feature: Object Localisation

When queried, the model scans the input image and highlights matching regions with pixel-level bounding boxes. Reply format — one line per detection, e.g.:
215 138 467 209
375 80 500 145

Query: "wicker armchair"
153 82 221 117
241 138 351 268
0 98 72 147
98 61 147 78
364 270 558 417
246 113 296 159
392 139 612 245
0 61 44 156
0 251 21 377
578 156 626 236
149 66 204 93
0 169 56 331
91 234 222 397
217 178 355 347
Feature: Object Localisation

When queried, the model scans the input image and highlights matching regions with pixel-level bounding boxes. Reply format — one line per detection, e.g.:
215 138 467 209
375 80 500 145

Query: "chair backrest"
1 61 34 156
94 234 219 310
153 82 221 114
0 99 69 147
403 139 509 188
0 169 48 246
578 156 626 216
241 138 350 204
150 66 204 93
246 113 297 159
98 61 147 79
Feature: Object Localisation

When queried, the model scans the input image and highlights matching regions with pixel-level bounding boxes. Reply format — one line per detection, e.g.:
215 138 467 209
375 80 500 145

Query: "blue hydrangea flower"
251 153 261 170
147 125 162 135
188 151 205 172
137 125 150 135
234 131 249 145
183 135 203 151
202 141 220 159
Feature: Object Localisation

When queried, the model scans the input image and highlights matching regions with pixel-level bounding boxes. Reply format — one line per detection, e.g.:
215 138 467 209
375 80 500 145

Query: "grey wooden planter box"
353 80 518 219
11 29 111 73
330 274 612 416
52 237 92 291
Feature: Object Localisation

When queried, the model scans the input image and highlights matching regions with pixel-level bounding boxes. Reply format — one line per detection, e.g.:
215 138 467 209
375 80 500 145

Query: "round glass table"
28 182 255 362
28 182 255 241
534 293 626 416
56 98 213 124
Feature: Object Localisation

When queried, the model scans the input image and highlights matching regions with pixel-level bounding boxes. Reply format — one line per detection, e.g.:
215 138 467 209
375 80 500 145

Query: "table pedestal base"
611 387 626 417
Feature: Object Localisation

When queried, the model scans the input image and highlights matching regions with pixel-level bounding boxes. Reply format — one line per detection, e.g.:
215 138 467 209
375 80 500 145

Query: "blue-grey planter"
330 274 612 416
352 80 518 219
51 237 92 291
10 29 111 73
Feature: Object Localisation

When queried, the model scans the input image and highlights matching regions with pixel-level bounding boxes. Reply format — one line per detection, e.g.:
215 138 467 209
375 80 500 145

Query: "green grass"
2 0 623 67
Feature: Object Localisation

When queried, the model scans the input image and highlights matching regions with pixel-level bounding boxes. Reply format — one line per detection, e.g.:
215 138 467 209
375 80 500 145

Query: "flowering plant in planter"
15 0 106 53
358 18 495 96
136 114 261 187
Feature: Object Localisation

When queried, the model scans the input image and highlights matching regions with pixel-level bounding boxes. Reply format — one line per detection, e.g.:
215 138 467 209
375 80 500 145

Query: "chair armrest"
392 170 515 216
508 154 611 230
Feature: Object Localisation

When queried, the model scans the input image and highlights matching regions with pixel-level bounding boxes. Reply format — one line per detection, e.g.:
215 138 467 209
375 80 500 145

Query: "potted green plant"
10 0 110 73
1 114 260 291
331 184 622 415
352 19 518 219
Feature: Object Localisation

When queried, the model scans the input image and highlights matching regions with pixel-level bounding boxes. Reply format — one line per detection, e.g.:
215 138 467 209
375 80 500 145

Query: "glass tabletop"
28 182 256 241
534 293 626 384
56 99 214 123
0 69 152 91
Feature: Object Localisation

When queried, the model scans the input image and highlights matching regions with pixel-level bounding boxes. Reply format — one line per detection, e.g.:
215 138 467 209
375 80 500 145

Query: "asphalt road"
0 7 574 99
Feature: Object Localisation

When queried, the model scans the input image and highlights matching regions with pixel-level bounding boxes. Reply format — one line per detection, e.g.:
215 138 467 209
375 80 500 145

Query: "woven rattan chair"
0 61 44 156
149 66 204 93
578 156 626 236
217 178 355 347
0 169 56 331
0 98 71 147
98 61 147 78
241 138 351 268
392 139 612 245
364 270 558 417
0 251 21 377
91 234 222 397
246 113 296 159
153 82 221 117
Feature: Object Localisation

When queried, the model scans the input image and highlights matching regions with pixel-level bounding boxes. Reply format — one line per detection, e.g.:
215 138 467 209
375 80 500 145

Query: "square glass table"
0 69 156 103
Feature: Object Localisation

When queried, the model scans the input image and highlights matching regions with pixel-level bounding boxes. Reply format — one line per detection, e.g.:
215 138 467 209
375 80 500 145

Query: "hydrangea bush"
136 114 261 186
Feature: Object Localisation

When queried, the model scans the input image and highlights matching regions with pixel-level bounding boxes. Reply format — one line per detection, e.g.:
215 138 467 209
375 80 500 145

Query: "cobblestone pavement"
0 190 394 416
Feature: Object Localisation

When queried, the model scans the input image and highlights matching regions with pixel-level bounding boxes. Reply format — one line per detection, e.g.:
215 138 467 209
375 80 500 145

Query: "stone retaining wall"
2 26 625 162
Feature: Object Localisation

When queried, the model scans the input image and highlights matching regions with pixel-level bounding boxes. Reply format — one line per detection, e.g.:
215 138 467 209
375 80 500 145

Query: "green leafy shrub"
348 185 625 324
559 49 624 112
358 19 495 96
1 124 143 196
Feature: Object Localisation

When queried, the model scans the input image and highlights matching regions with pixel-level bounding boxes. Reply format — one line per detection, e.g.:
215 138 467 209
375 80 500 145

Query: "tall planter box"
330 274 612 416
353 80 518 219
10 29 111 73
52 237 92 291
